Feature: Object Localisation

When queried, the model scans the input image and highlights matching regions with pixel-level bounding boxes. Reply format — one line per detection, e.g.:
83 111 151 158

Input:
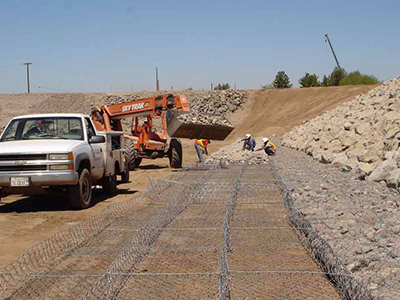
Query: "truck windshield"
0 117 84 141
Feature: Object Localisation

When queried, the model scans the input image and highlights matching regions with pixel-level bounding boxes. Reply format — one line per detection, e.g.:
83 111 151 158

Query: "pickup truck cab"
0 113 129 209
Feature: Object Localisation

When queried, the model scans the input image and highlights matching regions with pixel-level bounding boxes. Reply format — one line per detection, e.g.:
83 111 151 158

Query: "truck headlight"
49 164 70 170
49 153 72 160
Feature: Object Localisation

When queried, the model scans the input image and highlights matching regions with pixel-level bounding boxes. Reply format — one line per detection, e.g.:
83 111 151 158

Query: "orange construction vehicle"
90 94 234 169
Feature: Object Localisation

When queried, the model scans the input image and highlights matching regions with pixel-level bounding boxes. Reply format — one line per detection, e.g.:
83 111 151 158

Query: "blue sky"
0 0 399 93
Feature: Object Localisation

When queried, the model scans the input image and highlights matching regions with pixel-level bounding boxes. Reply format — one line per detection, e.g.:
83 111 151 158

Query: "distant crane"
324 34 341 69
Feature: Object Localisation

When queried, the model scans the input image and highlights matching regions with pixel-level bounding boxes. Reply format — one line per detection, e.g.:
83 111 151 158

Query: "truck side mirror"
89 135 105 144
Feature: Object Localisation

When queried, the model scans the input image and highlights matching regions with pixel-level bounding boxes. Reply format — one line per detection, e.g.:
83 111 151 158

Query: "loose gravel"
272 138 400 300
177 111 232 127
205 137 269 165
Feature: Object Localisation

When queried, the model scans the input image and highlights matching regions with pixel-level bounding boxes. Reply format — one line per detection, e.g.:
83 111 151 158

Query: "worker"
24 119 52 138
257 137 276 156
240 133 256 151
194 139 211 163
143 120 150 133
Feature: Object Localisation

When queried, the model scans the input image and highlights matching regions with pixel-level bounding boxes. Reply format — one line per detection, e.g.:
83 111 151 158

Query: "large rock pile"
184 90 247 115
283 77 400 188
205 138 269 165
177 111 232 126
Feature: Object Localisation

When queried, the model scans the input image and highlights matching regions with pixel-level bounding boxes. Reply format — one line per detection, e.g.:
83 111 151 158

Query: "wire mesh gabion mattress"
0 163 374 299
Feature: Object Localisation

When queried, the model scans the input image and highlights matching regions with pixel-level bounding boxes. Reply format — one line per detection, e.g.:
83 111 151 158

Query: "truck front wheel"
68 169 92 209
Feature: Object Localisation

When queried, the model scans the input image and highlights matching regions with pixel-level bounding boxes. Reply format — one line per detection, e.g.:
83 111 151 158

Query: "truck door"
85 117 105 179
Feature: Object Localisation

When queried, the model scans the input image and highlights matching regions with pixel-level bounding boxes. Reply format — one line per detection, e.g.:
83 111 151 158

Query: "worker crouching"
257 137 276 156
194 139 211 163
240 134 256 151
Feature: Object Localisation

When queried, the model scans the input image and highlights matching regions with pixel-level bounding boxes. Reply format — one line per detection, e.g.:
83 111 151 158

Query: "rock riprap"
184 90 247 116
205 138 269 165
274 139 400 300
176 111 232 127
283 77 400 189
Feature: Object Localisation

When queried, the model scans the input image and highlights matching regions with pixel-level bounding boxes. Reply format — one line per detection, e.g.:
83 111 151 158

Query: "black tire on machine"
168 138 182 168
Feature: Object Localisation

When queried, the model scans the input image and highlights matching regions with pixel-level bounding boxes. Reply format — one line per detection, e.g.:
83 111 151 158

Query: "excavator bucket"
166 110 234 141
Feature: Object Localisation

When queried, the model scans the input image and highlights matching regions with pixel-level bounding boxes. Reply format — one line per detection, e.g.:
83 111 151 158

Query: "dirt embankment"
226 85 378 140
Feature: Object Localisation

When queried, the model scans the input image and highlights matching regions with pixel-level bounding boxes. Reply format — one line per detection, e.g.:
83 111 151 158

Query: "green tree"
214 83 230 90
272 71 292 89
298 73 320 87
329 67 347 86
339 71 379 85
321 75 330 87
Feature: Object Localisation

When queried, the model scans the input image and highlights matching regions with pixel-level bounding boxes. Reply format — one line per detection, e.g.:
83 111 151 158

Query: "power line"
155 67 160 91
23 62 32 93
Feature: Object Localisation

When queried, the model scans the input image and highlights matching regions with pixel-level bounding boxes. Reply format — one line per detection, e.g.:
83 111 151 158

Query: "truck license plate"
10 177 30 187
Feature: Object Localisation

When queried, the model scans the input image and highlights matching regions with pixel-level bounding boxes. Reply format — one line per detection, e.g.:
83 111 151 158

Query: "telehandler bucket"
166 110 234 141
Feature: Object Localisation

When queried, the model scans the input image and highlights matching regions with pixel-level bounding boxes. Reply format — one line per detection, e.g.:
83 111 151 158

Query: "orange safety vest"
195 139 209 148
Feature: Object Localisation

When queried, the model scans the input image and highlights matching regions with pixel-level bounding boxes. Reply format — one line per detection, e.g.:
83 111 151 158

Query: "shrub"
340 71 379 85
214 83 230 90
272 71 292 89
321 75 330 87
329 67 347 86
299 73 320 87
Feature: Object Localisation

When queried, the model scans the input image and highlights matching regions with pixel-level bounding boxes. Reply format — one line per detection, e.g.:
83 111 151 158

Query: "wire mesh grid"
230 271 342 300
0 161 377 299
270 161 377 300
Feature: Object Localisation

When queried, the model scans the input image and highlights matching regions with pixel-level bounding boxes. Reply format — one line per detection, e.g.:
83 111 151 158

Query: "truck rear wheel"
68 169 92 209
121 159 130 183
169 138 182 169
124 139 137 171
102 173 117 195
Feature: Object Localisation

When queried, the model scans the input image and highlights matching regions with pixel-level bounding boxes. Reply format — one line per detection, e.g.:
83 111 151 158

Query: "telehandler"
90 94 234 169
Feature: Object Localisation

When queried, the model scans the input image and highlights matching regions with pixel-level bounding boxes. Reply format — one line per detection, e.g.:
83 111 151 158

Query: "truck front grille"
0 165 47 172
0 154 47 161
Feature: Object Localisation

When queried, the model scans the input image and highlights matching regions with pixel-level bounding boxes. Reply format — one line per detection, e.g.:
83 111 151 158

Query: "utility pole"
211 83 213 91
324 34 341 69
23 62 32 93
155 67 160 91
234 82 236 90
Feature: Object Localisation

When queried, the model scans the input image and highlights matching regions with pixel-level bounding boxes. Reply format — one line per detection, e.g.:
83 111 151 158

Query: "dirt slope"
227 85 379 140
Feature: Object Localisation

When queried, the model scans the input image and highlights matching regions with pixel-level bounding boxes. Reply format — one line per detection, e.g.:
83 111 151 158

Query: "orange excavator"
90 94 234 169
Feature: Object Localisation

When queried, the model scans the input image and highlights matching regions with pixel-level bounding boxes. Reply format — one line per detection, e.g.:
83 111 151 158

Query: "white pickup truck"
0 113 129 209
